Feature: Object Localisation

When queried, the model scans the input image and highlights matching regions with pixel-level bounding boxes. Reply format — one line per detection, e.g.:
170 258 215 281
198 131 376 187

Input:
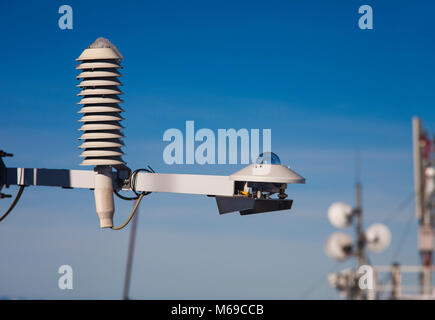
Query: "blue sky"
0 0 434 299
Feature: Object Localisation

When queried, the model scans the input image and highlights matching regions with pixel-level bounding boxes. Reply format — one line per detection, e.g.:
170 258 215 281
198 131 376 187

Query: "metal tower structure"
328 117 435 300
413 116 435 296
326 154 391 300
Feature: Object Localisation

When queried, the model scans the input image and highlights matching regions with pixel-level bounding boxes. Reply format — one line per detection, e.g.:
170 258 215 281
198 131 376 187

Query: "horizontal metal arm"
5 168 95 189
3 168 236 197
130 172 234 197
2 167 297 216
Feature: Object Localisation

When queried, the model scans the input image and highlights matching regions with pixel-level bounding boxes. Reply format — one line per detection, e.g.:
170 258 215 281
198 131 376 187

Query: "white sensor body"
230 163 305 184
76 38 126 166
76 37 126 228
94 166 114 228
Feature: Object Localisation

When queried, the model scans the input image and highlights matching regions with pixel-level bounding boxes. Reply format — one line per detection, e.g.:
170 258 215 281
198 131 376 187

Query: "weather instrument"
0 37 305 229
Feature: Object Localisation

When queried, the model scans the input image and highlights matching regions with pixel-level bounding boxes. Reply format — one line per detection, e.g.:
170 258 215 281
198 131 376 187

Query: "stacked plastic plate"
76 37 125 166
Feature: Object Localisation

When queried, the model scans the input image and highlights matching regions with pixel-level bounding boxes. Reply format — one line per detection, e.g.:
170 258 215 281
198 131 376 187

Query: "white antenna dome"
76 37 125 166
365 223 391 253
325 232 353 261
327 202 353 228
425 166 435 198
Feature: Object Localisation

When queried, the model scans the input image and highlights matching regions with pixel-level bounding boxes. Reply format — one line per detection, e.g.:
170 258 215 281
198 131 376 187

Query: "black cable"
378 211 415 286
298 262 340 299
389 211 415 263
0 185 25 222
381 192 414 224
111 166 156 230
130 167 154 198
371 191 415 287
113 166 156 200
114 188 138 201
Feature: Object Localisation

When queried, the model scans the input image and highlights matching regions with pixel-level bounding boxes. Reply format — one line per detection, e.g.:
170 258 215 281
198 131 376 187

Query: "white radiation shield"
325 232 353 261
327 202 353 228
365 223 391 253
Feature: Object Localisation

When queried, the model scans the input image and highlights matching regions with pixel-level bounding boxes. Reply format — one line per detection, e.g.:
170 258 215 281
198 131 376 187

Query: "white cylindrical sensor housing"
94 166 114 228
76 37 126 167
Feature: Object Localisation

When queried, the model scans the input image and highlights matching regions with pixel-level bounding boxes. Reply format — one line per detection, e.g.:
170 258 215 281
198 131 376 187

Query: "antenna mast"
355 151 366 268
412 117 435 296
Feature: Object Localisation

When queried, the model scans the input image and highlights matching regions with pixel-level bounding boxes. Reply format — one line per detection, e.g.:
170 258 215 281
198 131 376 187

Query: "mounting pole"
391 262 402 299
123 200 140 300
355 151 366 268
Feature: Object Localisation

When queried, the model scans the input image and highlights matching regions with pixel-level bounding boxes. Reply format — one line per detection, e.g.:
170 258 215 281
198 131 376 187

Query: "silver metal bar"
4 168 236 197
131 172 235 197
6 167 95 189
